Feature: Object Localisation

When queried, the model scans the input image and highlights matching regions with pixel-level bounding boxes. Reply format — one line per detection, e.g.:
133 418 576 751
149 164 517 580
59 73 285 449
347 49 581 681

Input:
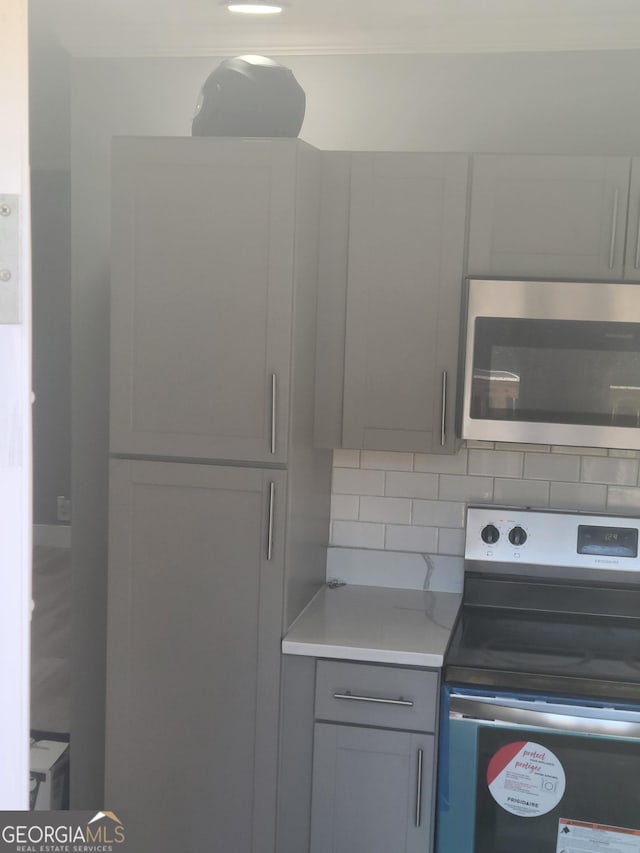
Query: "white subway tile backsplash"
609 449 640 459
524 453 580 482
493 478 549 507
465 440 495 449
606 487 640 513
331 520 385 549
551 445 607 456
415 450 468 475
360 450 414 471
468 449 523 478
549 482 607 511
580 456 638 486
330 443 640 589
439 474 493 502
360 496 412 524
330 494 360 520
497 442 550 453
333 467 385 496
412 499 465 528
385 524 438 553
385 471 438 500
438 528 465 556
332 449 360 468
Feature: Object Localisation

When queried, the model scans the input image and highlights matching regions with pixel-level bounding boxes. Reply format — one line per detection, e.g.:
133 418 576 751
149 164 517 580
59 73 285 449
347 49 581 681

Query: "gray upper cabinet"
339 153 469 453
105 459 286 853
110 136 320 464
468 154 633 280
624 158 640 282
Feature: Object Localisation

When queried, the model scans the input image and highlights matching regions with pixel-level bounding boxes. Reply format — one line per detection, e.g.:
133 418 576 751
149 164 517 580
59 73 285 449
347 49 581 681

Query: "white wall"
67 48 640 801
74 50 640 155
30 6 71 525
0 0 31 809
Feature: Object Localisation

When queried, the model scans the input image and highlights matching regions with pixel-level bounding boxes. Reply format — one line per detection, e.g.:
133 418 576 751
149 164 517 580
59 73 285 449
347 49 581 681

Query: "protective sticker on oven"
486 740 566 817
556 818 640 853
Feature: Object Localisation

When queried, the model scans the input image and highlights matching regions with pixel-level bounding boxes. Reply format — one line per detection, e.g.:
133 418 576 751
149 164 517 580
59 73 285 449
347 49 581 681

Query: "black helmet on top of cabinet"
192 55 306 138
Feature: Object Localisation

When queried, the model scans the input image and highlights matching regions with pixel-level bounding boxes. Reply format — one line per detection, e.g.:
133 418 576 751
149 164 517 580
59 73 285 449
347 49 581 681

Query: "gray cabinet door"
624 157 640 282
310 723 435 853
110 137 304 463
105 459 286 853
342 153 468 453
468 154 630 279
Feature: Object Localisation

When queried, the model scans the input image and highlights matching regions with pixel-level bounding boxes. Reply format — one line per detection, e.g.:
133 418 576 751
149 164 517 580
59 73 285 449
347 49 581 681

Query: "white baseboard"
34 524 71 549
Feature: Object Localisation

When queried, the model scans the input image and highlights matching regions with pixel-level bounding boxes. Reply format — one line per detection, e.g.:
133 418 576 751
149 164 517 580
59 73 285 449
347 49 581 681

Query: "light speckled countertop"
282 584 461 668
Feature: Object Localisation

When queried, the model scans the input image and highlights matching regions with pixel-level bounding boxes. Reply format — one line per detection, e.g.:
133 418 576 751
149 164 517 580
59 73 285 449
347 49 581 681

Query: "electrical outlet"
56 496 71 523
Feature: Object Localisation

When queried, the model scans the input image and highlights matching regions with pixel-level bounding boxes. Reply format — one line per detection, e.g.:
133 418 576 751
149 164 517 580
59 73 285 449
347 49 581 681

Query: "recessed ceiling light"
226 1 284 13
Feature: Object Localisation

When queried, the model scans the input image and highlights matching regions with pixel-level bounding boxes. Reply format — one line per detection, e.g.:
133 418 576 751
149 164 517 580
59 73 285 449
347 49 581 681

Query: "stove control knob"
481 524 500 544
508 526 527 547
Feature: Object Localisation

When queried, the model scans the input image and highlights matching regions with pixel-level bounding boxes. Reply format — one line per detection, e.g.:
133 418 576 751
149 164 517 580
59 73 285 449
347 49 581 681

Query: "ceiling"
37 0 640 58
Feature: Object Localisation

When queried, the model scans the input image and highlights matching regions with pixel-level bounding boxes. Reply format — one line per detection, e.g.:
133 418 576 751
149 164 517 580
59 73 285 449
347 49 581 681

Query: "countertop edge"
281 638 444 668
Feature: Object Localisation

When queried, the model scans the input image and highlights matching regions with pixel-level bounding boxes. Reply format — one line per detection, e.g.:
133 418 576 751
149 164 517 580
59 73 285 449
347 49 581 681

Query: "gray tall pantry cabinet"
105 137 331 853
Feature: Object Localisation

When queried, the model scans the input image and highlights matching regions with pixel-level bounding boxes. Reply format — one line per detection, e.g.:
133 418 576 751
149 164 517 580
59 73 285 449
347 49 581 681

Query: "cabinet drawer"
315 660 438 732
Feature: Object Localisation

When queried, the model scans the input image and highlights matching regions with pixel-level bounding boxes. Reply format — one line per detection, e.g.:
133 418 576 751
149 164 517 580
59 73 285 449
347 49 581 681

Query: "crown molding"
53 15 640 59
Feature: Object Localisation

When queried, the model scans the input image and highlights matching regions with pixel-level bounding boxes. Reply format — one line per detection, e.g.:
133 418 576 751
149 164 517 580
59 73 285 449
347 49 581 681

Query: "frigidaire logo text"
1 811 125 852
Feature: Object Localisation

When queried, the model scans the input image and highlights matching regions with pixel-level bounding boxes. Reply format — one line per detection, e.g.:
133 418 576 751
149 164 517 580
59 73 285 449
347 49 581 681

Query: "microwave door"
462 279 640 450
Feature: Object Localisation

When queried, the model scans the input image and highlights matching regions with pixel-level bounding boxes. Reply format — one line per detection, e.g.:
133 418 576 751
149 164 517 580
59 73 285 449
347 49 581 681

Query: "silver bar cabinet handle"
332 691 414 707
266 481 275 561
270 373 277 455
440 370 447 447
608 187 620 270
415 749 423 827
634 202 640 269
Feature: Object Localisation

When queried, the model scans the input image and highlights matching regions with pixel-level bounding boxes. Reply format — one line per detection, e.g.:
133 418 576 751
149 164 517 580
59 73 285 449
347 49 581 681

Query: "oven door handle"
449 696 640 739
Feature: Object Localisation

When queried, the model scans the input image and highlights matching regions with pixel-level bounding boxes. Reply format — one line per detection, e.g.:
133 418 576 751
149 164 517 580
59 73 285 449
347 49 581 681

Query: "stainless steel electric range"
436 506 640 853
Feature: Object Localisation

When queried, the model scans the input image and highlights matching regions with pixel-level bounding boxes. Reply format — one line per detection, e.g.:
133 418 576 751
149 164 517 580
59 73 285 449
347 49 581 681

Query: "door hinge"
0 194 21 324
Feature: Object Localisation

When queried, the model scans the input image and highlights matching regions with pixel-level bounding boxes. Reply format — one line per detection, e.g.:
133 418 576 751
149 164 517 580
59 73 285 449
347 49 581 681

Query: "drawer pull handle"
415 748 424 827
332 691 414 707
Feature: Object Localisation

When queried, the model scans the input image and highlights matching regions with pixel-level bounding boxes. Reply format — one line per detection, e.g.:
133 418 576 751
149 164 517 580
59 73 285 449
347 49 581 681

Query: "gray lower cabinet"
467 154 633 280
309 660 440 853
311 724 434 853
315 151 469 453
105 459 286 853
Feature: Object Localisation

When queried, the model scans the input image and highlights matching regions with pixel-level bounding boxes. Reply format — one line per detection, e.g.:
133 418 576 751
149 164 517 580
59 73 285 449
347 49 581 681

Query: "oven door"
461 278 640 450
436 687 640 853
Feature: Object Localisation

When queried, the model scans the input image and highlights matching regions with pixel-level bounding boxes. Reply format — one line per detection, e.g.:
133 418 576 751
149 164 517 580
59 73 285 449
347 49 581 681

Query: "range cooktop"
444 507 640 703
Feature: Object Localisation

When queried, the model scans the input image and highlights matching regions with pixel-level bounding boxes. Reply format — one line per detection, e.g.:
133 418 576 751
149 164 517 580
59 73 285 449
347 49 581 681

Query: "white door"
0 0 32 809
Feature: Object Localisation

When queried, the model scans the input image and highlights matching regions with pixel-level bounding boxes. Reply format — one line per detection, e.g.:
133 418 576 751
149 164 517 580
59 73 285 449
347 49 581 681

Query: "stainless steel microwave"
461 278 640 450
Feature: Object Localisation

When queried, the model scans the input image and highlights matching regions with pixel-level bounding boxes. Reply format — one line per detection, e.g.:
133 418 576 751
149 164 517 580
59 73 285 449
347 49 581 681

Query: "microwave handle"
449 695 640 740
440 370 447 447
